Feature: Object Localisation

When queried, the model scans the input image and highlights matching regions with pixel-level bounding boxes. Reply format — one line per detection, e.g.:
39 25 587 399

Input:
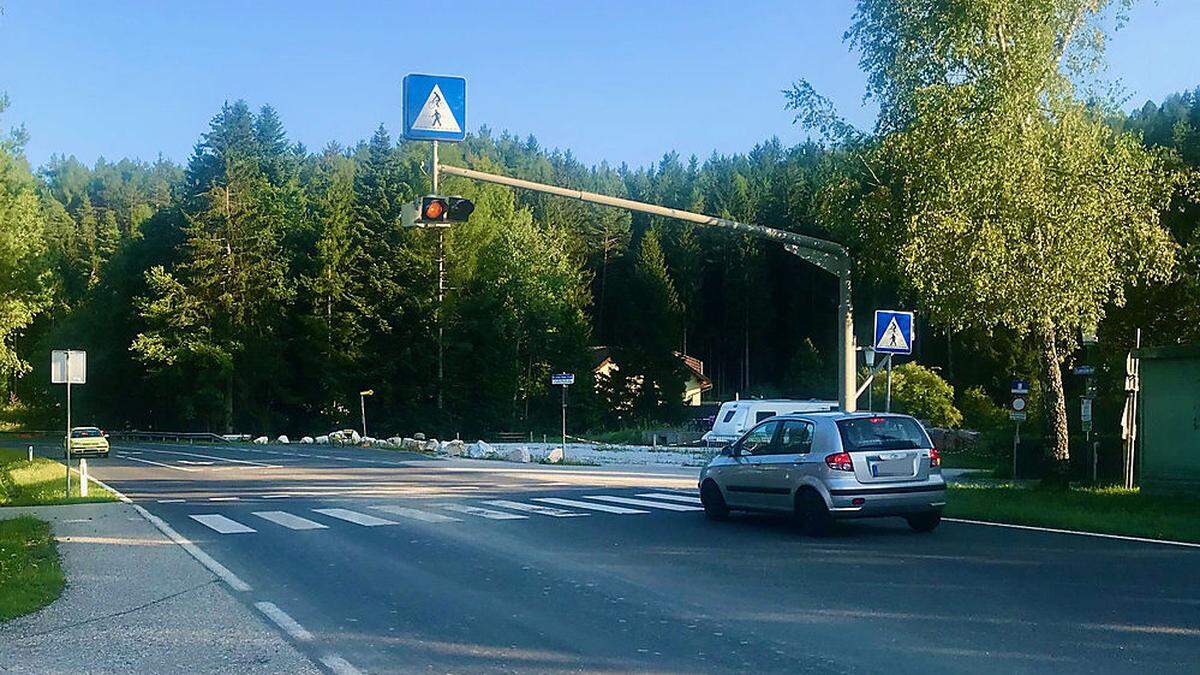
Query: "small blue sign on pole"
873 310 914 355
403 74 466 142
1011 380 1030 395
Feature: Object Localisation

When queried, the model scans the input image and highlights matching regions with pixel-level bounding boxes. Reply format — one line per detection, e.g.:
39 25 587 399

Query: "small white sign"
411 85 462 134
1081 398 1093 423
551 373 575 386
51 350 87 384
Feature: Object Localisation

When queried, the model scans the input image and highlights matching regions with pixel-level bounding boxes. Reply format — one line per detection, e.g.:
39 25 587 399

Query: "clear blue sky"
2 1 1197 171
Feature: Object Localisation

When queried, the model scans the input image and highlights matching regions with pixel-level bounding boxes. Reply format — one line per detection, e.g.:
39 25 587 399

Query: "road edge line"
88 476 254 591
943 517 1200 549
255 601 314 641
320 654 364 675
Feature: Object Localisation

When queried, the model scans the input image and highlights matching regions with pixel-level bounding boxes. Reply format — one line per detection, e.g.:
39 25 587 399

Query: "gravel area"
0 502 319 674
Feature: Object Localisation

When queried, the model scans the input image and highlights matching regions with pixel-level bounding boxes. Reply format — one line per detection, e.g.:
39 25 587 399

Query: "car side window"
754 410 777 423
722 410 736 423
778 421 814 455
739 421 780 456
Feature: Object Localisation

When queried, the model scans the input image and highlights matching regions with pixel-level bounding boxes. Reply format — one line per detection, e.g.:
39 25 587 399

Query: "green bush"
869 362 962 427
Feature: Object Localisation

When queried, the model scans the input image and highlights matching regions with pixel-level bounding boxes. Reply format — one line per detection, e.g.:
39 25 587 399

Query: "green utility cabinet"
1135 344 1200 494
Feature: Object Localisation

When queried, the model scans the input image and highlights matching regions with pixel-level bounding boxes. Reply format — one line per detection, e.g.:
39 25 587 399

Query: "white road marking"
320 654 363 675
134 446 281 468
437 503 528 520
261 493 293 499
255 601 313 641
177 460 215 465
532 497 650 514
584 495 703 512
636 492 703 505
190 514 257 534
945 518 1200 549
253 511 328 530
123 455 197 472
371 505 462 523
209 496 240 501
482 499 588 518
156 498 186 503
129 504 251 591
312 508 397 527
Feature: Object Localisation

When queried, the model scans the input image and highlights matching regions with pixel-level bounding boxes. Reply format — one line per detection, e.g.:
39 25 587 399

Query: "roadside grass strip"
0 448 117 506
945 484 1200 545
0 516 64 621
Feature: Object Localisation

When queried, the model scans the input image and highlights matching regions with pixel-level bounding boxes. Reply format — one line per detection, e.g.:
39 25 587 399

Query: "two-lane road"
81 441 1198 674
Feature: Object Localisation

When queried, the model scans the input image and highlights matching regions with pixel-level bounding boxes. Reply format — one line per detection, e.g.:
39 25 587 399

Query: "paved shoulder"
0 502 319 674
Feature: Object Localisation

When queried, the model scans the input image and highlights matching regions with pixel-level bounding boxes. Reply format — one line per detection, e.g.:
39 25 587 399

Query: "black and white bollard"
79 458 88 497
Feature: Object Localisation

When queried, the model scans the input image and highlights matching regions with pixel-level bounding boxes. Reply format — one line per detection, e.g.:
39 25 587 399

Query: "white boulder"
300 436 314 444
362 436 377 446
422 439 440 453
441 440 466 457
505 446 531 463
276 435 290 444
315 435 330 445
413 432 426 441
252 436 269 445
546 447 564 464
467 440 494 458
401 437 421 452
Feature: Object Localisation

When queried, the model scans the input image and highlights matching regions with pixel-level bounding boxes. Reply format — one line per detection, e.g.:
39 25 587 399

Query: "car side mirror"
720 444 737 457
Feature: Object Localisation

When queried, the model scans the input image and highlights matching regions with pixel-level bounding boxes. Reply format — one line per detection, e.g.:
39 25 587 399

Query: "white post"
66 352 72 498
79 459 88 497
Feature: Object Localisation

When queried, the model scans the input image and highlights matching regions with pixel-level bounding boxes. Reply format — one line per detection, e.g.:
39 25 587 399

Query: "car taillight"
929 448 941 468
825 452 854 472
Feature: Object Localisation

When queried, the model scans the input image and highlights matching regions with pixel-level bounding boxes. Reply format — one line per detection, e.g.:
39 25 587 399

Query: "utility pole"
359 389 373 438
438 163 859 412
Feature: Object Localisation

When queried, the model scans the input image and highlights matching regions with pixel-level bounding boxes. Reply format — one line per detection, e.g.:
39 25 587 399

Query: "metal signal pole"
437 163 859 412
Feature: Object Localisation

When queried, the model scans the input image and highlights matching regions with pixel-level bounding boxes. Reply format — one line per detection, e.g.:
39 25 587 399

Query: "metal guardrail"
109 430 233 444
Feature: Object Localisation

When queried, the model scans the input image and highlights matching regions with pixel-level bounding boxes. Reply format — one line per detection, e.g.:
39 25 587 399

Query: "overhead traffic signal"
402 195 475 227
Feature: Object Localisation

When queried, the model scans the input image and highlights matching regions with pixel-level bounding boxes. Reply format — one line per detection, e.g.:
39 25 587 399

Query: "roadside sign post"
1010 379 1030 479
873 310 914 412
51 350 86 498
403 73 467 414
551 373 575 457
359 389 374 438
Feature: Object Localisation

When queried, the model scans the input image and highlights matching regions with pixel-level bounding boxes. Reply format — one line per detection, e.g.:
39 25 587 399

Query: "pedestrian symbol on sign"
411 84 461 134
873 310 914 355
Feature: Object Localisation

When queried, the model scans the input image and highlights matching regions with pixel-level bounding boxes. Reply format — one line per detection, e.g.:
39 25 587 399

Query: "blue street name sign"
403 74 466 142
551 373 575 386
873 310 914 355
1011 380 1030 395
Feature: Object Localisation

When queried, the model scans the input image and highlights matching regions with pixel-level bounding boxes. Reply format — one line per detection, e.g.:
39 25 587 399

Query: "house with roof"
589 346 713 406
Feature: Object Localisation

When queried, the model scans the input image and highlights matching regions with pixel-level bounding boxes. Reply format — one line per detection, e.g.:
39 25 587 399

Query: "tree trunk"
1038 321 1070 481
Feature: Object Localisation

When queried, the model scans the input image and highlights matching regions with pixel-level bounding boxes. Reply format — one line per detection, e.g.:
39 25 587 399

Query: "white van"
701 399 838 446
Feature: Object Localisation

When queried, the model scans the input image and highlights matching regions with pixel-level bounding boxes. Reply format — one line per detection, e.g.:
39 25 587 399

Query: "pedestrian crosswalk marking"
371 505 462 523
482 499 588 518
635 492 702 505
437 503 528 520
312 508 397 527
253 511 328 530
584 495 704 512
191 514 256 534
533 497 650 514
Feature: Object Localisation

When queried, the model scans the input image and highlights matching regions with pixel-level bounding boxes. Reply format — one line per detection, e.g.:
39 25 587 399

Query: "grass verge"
945 484 1200 544
0 448 117 506
0 516 65 621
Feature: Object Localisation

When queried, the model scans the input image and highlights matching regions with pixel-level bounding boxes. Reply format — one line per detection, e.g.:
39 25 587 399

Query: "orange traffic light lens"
424 200 446 219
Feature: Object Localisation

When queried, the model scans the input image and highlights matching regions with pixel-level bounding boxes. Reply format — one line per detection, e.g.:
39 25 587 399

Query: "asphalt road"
72 440 1199 674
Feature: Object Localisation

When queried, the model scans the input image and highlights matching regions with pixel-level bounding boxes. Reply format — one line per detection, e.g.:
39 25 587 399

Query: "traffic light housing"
402 195 475 227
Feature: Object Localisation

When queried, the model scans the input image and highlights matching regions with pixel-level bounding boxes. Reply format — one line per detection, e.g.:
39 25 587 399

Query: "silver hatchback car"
698 412 946 534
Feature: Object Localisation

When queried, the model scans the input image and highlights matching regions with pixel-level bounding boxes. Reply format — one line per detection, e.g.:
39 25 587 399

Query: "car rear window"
836 417 928 451
72 428 102 438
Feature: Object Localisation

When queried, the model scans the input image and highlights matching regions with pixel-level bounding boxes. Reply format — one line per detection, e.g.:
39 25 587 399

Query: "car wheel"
700 480 729 520
101 452 110 458
795 489 832 537
906 511 942 533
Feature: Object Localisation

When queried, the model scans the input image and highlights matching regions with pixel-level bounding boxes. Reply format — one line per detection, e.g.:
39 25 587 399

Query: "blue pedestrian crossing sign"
874 310 914 355
403 74 466 142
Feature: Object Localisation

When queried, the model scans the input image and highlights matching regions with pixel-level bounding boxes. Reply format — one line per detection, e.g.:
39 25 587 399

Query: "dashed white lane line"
636 492 703 505
482 499 588 518
372 505 462 523
320 654 364 675
437 503 528 520
253 511 328 530
532 497 650 514
190 514 257 534
255 601 314 641
156 498 185 503
312 508 397 527
584 495 704 512
123 455 198 472
261 494 293 499
134 446 282 469
209 496 240 501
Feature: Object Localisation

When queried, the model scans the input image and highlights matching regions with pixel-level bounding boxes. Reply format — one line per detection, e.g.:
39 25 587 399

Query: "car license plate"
870 458 912 477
